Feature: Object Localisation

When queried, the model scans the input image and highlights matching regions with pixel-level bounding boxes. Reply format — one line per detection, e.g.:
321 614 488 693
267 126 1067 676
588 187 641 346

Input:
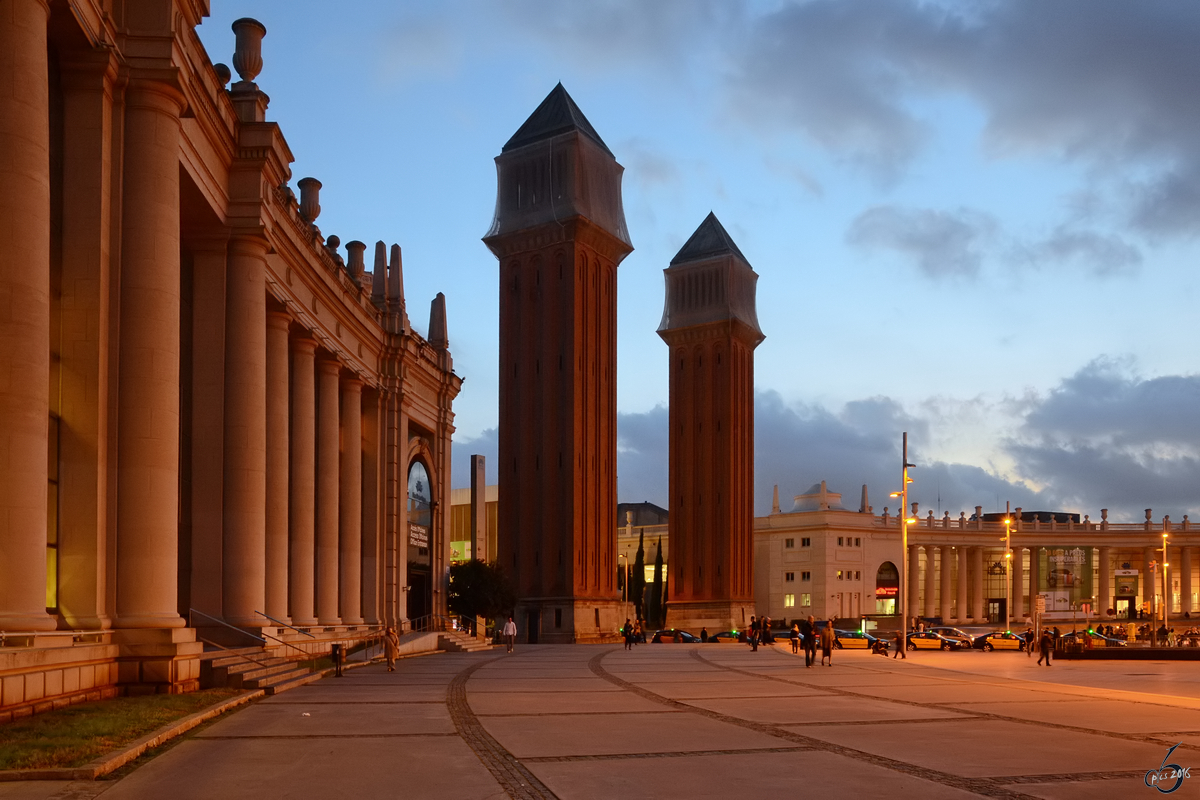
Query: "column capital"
267 309 292 331
292 335 318 355
317 356 341 376
123 72 187 117
59 48 120 92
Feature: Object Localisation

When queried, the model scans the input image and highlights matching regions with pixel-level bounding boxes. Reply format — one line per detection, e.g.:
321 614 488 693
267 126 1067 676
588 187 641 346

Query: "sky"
198 1 1200 523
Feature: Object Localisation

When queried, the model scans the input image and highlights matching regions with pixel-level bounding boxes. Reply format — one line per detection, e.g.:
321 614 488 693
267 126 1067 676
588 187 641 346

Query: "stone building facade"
756 481 1200 629
0 1 459 718
483 85 632 643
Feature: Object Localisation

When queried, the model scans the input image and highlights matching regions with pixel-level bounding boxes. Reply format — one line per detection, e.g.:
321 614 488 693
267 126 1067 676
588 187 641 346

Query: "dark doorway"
407 460 433 624
526 610 540 644
987 599 1006 624
408 568 430 622
1116 597 1135 619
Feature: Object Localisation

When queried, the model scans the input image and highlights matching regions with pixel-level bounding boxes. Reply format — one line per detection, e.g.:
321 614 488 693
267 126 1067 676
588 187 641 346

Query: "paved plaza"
7 643 1200 799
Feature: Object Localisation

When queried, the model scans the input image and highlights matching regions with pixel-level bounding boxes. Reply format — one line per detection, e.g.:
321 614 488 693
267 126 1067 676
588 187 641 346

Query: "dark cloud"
1025 228 1142 278
452 427 498 489
846 205 995 279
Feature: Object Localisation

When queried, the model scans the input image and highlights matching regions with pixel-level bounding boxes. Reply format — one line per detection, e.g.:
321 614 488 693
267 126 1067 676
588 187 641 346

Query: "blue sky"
199 1 1200 522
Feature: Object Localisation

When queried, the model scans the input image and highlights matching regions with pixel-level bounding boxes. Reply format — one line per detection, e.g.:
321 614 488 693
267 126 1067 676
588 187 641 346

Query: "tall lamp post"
1003 514 1012 631
1162 521 1170 640
890 432 916 653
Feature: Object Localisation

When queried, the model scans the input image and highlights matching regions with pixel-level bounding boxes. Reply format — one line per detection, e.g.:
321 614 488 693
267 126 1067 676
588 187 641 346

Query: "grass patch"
0 688 245 771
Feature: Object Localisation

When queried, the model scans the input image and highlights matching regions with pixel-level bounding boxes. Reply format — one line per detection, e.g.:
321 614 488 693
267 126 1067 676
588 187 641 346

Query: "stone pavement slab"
952 698 1200 734
629 680 830 699
191 699 452 738
693 694 971 724
848 682 1081 705
468 690 666 716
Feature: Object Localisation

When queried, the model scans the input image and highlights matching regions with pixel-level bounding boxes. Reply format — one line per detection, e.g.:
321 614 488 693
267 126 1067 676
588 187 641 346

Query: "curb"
0 690 264 782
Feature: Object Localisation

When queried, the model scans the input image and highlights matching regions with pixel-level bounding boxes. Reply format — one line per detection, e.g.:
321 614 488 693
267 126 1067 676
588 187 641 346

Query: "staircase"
200 647 322 695
438 630 495 653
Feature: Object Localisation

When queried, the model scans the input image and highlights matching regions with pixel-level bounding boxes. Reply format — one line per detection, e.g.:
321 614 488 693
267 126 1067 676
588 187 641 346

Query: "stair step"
264 671 323 696
232 661 303 684
244 667 311 690
199 646 263 662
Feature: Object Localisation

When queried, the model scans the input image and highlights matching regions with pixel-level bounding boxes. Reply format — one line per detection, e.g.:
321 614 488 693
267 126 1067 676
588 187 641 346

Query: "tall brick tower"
659 213 764 633
483 84 633 643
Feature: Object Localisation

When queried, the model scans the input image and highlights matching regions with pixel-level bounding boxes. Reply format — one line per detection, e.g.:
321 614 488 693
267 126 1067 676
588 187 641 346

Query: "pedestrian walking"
383 626 400 672
893 628 906 659
820 621 834 666
622 618 634 650
749 616 760 651
1025 627 1034 658
1037 628 1053 666
800 616 817 667
700 627 709 643
790 622 800 654
502 616 517 653
633 619 643 644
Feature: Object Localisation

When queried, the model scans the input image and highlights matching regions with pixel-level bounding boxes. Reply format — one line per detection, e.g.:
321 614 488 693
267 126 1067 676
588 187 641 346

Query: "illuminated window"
836 570 844 581
784 538 795 548
784 594 795 608
785 572 795 582
801 593 811 607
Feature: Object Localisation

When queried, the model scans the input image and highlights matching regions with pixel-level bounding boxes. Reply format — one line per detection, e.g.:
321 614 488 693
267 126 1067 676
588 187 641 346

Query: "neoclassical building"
756 481 1199 628
0 1 459 717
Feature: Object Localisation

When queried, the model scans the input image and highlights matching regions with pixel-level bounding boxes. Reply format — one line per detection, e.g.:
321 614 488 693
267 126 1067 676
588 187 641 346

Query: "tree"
447 560 516 621
648 537 665 628
631 532 646 621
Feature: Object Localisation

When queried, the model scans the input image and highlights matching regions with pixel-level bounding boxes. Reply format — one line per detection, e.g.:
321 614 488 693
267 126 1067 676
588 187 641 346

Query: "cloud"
1023 228 1142 278
452 427 498 489
846 205 995 279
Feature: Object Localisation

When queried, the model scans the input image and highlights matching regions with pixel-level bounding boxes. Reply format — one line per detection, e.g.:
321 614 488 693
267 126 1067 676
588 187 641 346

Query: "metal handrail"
254 610 316 638
188 608 267 644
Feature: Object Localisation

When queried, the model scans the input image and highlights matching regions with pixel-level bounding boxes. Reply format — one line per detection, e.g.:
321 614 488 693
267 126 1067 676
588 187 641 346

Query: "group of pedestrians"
620 618 645 649
784 616 835 667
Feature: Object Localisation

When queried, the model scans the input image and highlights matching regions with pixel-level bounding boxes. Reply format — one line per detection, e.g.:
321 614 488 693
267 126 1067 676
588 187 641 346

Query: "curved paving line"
694 646 1200 752
447 655 560 800
590 648 1034 799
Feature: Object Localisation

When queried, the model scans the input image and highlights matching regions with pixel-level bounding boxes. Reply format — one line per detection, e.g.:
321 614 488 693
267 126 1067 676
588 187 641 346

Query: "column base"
665 600 756 636
515 597 624 644
0 612 58 632
115 612 186 629
113 628 202 695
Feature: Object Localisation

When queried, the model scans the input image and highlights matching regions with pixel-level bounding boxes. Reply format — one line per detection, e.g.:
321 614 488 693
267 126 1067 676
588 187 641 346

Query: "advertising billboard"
1038 546 1093 613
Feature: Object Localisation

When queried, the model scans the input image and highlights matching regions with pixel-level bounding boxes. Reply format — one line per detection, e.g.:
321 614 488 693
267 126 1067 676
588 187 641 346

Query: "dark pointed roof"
670 212 749 265
502 83 612 155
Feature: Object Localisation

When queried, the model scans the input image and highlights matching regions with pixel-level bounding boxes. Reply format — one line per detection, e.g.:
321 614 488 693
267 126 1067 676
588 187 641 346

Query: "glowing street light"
1162 521 1171 640
1003 513 1012 630
890 432 917 653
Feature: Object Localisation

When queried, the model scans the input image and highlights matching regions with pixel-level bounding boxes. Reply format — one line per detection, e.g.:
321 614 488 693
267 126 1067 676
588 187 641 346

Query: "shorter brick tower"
659 213 764 633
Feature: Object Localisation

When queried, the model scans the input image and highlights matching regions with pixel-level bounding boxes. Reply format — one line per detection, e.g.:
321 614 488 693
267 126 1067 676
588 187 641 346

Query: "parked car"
929 627 974 648
973 631 1027 651
707 630 744 643
650 629 700 644
833 629 881 649
906 631 960 650
1059 630 1128 648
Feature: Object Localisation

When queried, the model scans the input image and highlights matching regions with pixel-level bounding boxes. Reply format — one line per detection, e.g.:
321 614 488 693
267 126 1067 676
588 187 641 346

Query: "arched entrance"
876 561 899 615
407 460 433 622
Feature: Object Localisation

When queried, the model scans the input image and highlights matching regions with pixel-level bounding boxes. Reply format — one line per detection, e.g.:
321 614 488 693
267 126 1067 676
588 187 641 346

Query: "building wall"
0 0 460 716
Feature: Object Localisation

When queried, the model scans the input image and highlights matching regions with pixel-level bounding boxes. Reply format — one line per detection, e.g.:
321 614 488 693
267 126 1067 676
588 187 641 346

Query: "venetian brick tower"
660 213 764 633
483 85 633 643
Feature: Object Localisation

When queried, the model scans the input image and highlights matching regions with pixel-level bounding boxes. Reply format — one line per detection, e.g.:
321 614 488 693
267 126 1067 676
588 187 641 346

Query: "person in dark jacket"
800 616 816 667
893 628 906 659
1037 629 1053 666
819 620 835 666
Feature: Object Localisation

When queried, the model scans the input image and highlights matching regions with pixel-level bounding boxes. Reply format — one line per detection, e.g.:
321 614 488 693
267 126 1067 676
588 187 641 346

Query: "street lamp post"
1003 513 1012 631
618 553 628 607
1162 520 1170 640
890 432 916 655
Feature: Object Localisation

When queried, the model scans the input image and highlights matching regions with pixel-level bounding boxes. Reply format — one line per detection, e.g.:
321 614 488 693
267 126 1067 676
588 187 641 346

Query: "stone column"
115 78 187 628
956 547 968 622
0 0 54 631
971 547 985 622
906 543 919 626
55 52 118 630
221 236 269 627
316 357 342 625
288 337 317 626
1011 546 1024 621
265 311 291 623
361 390 382 625
939 546 952 622
339 377 364 625
1098 546 1111 619
923 546 936 618
1181 547 1193 618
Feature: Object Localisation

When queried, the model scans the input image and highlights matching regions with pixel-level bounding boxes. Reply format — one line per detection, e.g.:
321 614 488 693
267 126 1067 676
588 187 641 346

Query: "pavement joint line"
695 647 1200 754
589 648 1037 799
194 732 458 740
522 745 814 763
995 770 1147 785
447 653 561 800
473 710 687 717
264 700 446 705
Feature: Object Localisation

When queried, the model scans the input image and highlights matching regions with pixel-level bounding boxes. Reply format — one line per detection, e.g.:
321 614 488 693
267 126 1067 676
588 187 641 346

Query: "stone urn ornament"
231 18 267 86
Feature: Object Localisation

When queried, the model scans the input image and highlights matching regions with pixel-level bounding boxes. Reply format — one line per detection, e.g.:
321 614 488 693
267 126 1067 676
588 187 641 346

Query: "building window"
801 571 811 581
784 594 795 608
801 593 811 607
784 538 795 548
555 608 563 628
837 536 843 546
801 537 811 547
836 570 844 581
855 571 861 580
855 537 861 547
785 571 795 582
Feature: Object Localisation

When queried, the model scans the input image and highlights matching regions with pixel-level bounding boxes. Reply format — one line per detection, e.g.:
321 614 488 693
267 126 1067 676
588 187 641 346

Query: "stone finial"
231 18 267 84
388 244 404 307
345 241 366 283
297 178 321 223
1101 508 1108 521
214 63 232 85
1146 508 1154 521
428 292 448 350
911 502 918 518
372 241 387 304
860 484 869 513
626 510 633 526
324 234 344 267
771 485 780 514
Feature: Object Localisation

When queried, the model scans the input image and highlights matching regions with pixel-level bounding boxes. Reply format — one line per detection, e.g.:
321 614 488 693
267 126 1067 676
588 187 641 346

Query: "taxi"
833 629 880 649
905 631 960 650
929 626 974 648
973 631 1027 651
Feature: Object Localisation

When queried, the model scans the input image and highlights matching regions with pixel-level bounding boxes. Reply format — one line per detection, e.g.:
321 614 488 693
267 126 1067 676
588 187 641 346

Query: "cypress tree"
649 537 665 628
631 532 646 621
